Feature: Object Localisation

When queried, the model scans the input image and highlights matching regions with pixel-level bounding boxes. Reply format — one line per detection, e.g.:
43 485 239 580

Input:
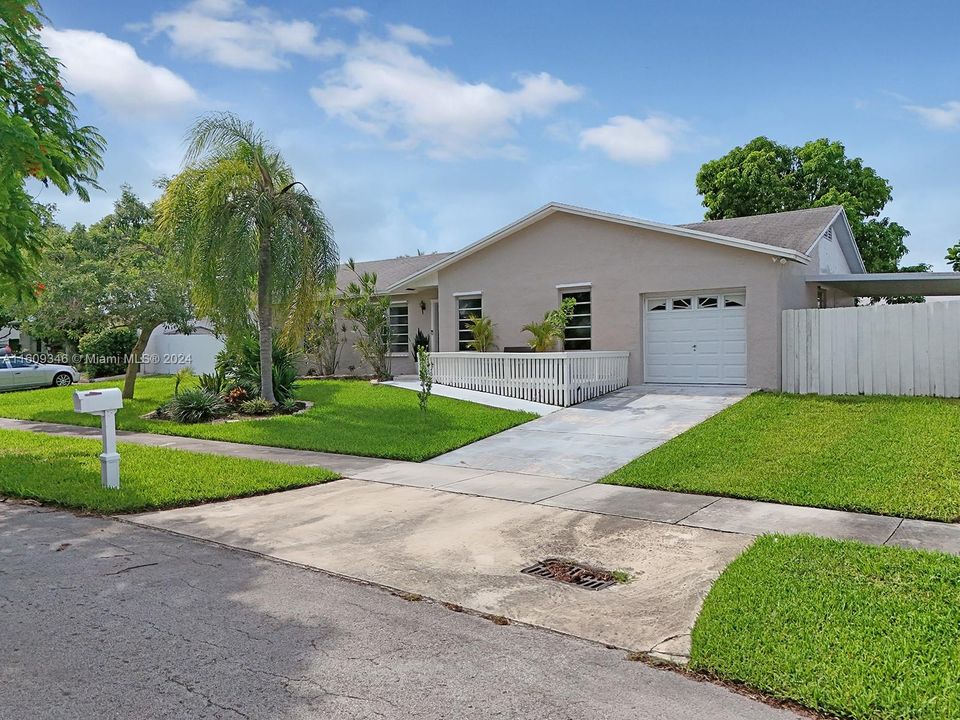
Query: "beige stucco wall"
434 212 825 389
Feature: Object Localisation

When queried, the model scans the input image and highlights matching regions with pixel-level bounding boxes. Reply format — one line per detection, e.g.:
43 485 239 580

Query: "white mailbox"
73 388 123 489
73 388 123 414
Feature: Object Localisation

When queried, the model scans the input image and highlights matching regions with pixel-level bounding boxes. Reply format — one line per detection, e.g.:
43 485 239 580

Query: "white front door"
644 292 747 385
429 300 440 351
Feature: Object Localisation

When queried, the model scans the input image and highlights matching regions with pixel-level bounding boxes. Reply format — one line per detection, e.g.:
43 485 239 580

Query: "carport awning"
808 273 960 296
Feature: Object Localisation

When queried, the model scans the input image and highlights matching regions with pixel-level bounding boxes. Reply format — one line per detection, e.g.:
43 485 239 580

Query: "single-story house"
342 203 865 389
146 201 960 398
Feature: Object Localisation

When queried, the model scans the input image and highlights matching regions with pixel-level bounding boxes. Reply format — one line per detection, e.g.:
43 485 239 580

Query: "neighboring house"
360 203 864 389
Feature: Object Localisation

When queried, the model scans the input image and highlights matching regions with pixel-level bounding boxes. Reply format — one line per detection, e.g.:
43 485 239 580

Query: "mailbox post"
73 388 123 489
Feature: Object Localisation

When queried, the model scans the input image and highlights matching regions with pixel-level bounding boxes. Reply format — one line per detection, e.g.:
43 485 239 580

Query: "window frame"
559 286 592 351
387 300 410 356
456 294 483 351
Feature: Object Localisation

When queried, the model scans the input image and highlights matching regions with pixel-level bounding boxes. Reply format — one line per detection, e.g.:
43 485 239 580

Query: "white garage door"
644 292 747 385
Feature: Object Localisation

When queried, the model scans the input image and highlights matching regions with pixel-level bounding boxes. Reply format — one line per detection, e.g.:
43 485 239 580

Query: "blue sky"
37 0 960 268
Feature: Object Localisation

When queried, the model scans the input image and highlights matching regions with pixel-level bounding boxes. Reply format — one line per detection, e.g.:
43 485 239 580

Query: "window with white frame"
561 288 591 350
457 295 482 351
388 302 409 354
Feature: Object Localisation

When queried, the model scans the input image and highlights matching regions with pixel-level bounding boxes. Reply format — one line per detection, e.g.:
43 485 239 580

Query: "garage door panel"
644 293 746 386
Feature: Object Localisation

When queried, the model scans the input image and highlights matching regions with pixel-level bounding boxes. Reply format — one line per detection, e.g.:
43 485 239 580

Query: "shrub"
340 261 392 379
224 384 250 407
411 328 430 358
169 389 228 424
417 346 432 412
239 397 274 415
465 316 495 351
304 290 346 375
197 370 226 394
173 367 194 395
523 297 576 352
215 332 300 403
77 327 137 377
278 398 300 414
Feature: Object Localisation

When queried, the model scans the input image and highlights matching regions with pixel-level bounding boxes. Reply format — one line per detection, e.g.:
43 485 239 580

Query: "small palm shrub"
523 298 576 352
169 389 228 424
197 370 226 394
239 397 274 415
174 367 195 395
466 315 495 351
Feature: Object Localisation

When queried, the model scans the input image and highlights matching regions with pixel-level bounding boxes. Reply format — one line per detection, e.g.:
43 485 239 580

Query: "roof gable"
336 252 454 294
679 205 844 255
384 202 823 293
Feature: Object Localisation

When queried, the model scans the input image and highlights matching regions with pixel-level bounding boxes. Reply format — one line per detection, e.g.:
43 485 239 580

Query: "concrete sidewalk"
3 416 960 554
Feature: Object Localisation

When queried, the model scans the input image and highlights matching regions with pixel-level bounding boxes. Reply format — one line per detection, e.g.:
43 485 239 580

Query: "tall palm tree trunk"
257 229 276 404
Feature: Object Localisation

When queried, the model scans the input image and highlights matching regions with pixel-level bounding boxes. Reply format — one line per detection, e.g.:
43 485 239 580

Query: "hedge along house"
361 202 865 395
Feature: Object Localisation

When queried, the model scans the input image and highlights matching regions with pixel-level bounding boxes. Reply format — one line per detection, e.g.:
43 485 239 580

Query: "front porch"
428 351 630 407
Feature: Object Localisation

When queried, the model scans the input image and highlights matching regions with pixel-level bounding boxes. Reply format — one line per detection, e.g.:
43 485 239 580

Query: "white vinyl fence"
429 351 630 407
141 327 225 376
782 302 960 397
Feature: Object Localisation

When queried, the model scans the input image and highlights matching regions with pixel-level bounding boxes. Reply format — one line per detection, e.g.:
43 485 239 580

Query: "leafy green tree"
18 187 193 397
340 261 391 379
0 0 105 299
157 113 338 403
947 244 960 272
303 288 345 376
696 137 911 273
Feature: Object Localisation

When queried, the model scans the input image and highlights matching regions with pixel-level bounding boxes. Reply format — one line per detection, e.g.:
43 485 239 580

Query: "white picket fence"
429 351 630 406
782 302 960 397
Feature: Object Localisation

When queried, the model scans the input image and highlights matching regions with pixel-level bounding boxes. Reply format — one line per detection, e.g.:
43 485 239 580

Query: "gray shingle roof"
335 252 453 293
678 205 842 255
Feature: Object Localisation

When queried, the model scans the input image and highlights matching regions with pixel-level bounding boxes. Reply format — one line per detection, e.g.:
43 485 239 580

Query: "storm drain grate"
520 558 617 591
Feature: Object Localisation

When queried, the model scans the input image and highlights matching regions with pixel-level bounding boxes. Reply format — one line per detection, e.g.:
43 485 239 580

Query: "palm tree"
157 113 338 403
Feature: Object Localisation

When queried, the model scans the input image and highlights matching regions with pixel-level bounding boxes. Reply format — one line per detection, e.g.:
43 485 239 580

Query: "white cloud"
327 6 370 24
579 115 687 165
905 100 960 129
146 0 342 71
39 27 198 117
310 36 582 159
387 23 450 46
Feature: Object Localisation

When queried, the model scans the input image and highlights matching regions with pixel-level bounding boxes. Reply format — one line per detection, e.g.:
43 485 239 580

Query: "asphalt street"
0 502 800 720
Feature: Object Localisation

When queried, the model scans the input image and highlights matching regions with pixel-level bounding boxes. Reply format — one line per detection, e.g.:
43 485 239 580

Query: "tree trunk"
122 321 159 400
257 229 276 404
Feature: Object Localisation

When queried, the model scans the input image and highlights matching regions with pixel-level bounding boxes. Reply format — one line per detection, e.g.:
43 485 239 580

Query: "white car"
0 356 81 390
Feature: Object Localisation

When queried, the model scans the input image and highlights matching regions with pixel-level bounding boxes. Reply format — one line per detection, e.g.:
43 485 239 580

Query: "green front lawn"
0 377 535 462
602 393 960 521
691 535 960 720
0 428 337 513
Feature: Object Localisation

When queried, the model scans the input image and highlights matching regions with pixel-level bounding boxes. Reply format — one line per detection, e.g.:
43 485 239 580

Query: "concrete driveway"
428 384 752 480
131 479 751 661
